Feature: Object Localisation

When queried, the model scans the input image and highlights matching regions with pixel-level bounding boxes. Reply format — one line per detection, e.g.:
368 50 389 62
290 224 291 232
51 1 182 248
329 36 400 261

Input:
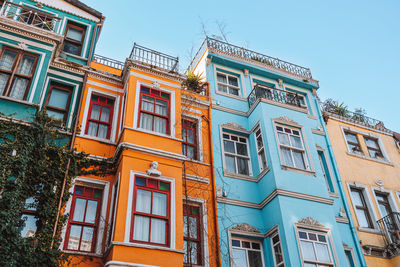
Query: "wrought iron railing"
247 83 303 108
0 1 61 32
129 43 179 73
377 212 400 246
93 54 124 70
188 37 312 79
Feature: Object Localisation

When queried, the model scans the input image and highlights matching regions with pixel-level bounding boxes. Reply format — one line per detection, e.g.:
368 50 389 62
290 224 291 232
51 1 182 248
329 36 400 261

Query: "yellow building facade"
324 110 400 266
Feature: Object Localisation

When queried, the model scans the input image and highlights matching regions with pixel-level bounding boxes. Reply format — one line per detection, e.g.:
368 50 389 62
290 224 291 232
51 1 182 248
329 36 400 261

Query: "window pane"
224 140 235 153
281 147 293 167
304 264 317 267
315 243 331 262
72 198 86 222
260 151 267 169
217 84 227 93
97 124 108 139
274 244 284 264
84 200 98 224
248 250 263 267
300 240 316 261
293 150 306 169
232 248 248 267
47 110 65 122
67 225 82 250
17 55 35 75
152 192 167 216
186 146 195 159
150 218 166 244
365 138 378 149
133 215 149 242
10 77 28 99
351 190 363 206
229 87 239 96
140 113 153 131
189 216 197 238
159 182 170 191
48 89 69 109
228 76 238 87
237 157 249 175
345 132 358 144
232 239 241 247
225 155 236 173
290 135 303 148
87 122 98 137
21 214 37 237
155 99 167 116
187 241 198 264
154 116 167 134
63 41 81 55
0 73 10 95
236 143 248 156
0 50 17 70
256 136 263 150
136 189 151 213
187 128 195 144
217 73 227 83
100 107 110 122
66 27 83 41
356 209 371 228
80 226 94 252
90 104 101 120
278 132 290 146
141 95 154 112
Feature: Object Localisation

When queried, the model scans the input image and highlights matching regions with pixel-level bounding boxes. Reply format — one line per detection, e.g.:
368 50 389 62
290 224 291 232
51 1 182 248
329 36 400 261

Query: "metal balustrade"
377 212 400 246
93 54 124 70
129 43 179 73
1 1 61 32
247 83 302 108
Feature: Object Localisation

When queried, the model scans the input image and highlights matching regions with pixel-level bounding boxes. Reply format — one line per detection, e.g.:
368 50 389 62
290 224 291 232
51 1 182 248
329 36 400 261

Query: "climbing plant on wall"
0 111 114 267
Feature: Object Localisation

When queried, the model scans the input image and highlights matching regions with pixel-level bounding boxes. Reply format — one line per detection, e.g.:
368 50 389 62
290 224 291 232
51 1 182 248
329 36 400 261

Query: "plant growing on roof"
182 72 206 94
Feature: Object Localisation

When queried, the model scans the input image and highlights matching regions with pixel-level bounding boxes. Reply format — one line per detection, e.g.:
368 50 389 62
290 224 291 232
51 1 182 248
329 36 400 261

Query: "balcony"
377 212 400 255
93 54 124 70
188 37 313 80
247 83 304 109
1 1 61 32
129 43 179 73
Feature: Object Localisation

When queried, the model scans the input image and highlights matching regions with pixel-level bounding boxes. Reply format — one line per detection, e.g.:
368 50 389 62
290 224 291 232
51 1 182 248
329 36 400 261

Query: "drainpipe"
87 16 104 64
314 97 367 266
51 72 88 248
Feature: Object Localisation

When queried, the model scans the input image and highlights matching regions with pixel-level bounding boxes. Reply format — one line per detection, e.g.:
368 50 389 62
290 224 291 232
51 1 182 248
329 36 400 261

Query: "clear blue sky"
85 0 400 132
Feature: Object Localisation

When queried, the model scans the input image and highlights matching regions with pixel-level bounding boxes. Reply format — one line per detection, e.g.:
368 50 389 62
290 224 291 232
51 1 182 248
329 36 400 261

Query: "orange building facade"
62 45 220 266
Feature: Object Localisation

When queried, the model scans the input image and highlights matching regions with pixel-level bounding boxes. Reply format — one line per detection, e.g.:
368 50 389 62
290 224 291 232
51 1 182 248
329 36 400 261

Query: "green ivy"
0 111 115 267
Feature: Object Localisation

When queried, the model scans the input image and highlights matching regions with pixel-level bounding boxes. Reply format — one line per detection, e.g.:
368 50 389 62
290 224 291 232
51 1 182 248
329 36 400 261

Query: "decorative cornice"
116 142 186 162
181 93 209 108
311 128 326 136
297 217 325 228
183 173 209 184
50 61 85 75
221 122 249 134
127 60 185 83
87 69 123 85
231 223 260 233
273 116 300 127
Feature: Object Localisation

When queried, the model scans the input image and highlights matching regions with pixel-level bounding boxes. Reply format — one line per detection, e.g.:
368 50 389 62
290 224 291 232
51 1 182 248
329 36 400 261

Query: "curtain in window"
293 151 305 169
315 243 330 262
225 155 236 173
152 192 166 216
278 133 290 146
237 157 249 175
232 248 247 267
87 122 98 137
100 107 110 122
10 77 28 99
155 99 167 115
97 124 108 139
281 147 293 167
154 117 167 134
150 218 166 244
17 55 35 75
140 113 153 131
0 73 9 94
248 251 263 267
0 50 16 70
133 215 149 242
141 95 154 112
20 214 37 238
290 136 303 148
80 227 94 252
66 27 83 42
90 104 101 120
136 189 151 213
300 240 316 261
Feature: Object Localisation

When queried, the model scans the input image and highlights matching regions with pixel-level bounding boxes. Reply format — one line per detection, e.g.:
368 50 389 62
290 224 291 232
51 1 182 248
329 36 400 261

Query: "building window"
270 230 285 267
317 150 335 193
138 87 170 135
344 249 356 267
216 72 240 96
223 133 250 175
182 119 197 160
85 95 114 139
297 94 307 108
375 192 393 218
255 127 267 171
231 238 263 267
298 230 333 266
131 177 170 246
364 137 384 159
344 131 362 154
44 82 72 122
21 197 37 238
64 185 103 252
350 187 373 228
183 204 202 265
0 46 38 100
63 21 86 56
106 180 119 248
276 125 308 170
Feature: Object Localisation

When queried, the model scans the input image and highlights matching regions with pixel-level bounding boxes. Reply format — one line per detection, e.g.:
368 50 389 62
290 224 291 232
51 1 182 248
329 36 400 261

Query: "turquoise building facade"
0 0 103 128
189 38 366 267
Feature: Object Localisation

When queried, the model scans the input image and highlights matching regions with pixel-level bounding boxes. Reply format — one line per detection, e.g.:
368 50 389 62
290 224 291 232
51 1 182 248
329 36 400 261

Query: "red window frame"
137 86 170 135
183 204 202 265
85 94 114 139
182 119 197 160
130 176 170 246
64 185 103 253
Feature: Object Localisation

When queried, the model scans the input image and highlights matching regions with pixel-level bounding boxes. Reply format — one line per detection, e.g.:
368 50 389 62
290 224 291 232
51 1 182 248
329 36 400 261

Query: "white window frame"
372 187 399 218
60 177 110 255
269 228 285 267
275 124 310 171
229 236 265 267
254 125 268 172
216 71 241 97
344 247 357 267
296 229 334 267
105 173 120 249
316 148 337 194
346 183 379 231
221 131 252 176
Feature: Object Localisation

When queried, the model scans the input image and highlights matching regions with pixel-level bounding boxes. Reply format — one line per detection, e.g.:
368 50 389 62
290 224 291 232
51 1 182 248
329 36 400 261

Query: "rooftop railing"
129 43 179 73
188 37 313 79
0 1 61 32
247 83 303 108
93 54 124 70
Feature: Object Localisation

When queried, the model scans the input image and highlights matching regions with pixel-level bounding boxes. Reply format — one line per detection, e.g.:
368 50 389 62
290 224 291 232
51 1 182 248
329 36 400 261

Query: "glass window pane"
242 241 250 248
236 143 248 156
141 95 154 112
229 87 239 96
20 214 37 237
187 241 198 264
308 233 317 241
24 197 36 211
90 104 101 120
48 89 69 109
217 84 227 93
355 209 371 228
154 116 167 134
365 138 378 149
17 55 35 75
189 216 197 239
140 113 153 131
232 248 248 267
47 110 64 120
290 135 303 148
135 177 146 186
94 189 102 199
136 189 151 213
155 99 167 116
75 185 83 195
87 122 98 137
278 132 290 146
10 77 28 99
351 190 363 206
225 155 236 173
281 147 293 167
133 215 149 242
100 107 110 122
84 200 98 224
228 76 238 87
67 225 82 250
159 182 170 191
274 244 284 264
248 250 263 267
0 73 10 95
315 243 331 262
293 150 306 169
345 132 358 144
63 41 81 55
217 73 227 83
318 235 326 242
0 50 17 70
97 124 108 139
152 192 167 216
66 27 83 41
232 239 241 247
300 240 316 261
224 140 235 153
237 157 249 175
299 231 307 239
72 198 86 222
150 218 166 244
80 226 94 252
187 128 195 144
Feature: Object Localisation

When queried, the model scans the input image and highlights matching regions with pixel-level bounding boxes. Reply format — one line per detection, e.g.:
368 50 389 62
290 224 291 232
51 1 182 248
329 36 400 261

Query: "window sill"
78 134 116 145
129 127 182 142
357 227 383 235
281 165 316 176
112 241 184 254
63 250 102 257
329 192 339 198
215 91 247 101
346 152 393 166
0 95 38 107
62 52 88 61
223 171 258 182
184 158 210 166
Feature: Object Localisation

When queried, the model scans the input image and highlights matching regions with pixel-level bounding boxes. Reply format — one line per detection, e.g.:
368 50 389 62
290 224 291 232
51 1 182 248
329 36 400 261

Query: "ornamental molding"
297 217 325 228
87 69 123 85
50 61 85 75
273 116 300 127
221 122 248 133
375 179 384 187
232 223 260 233
127 60 184 83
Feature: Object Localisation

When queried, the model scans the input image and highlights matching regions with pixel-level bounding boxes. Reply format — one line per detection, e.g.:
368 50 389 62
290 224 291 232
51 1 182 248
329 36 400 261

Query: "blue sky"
85 0 400 132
